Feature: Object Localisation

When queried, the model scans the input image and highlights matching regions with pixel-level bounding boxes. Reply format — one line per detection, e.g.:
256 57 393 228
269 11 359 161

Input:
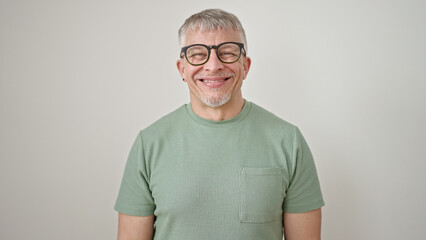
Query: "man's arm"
283 208 322 240
117 213 154 240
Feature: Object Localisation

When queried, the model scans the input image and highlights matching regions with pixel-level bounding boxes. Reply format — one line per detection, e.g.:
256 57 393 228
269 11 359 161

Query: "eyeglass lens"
186 43 241 65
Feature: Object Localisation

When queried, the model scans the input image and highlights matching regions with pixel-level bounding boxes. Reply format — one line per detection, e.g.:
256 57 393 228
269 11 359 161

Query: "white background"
1 0 425 239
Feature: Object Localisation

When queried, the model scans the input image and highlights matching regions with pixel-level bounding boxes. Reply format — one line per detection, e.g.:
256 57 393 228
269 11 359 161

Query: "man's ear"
243 57 251 80
176 59 185 79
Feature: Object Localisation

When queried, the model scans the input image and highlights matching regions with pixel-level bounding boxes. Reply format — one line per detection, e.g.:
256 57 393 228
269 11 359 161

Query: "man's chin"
200 94 231 108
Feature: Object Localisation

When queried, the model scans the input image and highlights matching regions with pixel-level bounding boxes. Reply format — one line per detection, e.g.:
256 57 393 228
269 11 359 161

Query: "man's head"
178 9 248 52
177 9 251 109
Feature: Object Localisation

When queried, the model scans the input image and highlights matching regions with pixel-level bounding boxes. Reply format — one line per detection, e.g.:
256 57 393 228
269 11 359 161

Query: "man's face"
177 29 251 108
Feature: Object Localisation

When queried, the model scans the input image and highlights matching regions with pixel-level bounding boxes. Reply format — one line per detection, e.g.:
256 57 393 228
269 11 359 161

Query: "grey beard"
200 92 232 108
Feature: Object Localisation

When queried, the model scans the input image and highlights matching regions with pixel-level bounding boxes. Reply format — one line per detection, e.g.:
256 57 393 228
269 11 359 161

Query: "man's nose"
203 49 224 71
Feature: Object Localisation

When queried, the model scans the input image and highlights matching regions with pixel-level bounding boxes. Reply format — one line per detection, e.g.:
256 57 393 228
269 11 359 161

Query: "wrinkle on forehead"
182 28 246 49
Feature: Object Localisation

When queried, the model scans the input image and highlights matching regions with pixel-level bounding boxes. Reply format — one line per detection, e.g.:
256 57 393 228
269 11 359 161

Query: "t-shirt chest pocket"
239 167 284 223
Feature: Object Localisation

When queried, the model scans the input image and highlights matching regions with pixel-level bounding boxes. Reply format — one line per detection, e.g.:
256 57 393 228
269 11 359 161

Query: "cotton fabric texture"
114 101 324 240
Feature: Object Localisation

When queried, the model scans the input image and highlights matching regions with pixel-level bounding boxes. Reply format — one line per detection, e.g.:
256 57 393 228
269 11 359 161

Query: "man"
115 9 324 240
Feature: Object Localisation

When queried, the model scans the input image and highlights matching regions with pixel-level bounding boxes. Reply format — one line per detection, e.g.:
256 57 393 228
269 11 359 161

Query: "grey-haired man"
115 9 324 240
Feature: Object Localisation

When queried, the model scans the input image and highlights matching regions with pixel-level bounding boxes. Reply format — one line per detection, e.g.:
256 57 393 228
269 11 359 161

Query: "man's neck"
190 95 245 121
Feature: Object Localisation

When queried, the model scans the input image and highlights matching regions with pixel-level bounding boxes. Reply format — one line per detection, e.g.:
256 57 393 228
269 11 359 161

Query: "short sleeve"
283 127 325 213
114 132 155 216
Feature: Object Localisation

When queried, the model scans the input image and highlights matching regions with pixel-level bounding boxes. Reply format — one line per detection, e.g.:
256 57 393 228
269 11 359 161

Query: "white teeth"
203 80 225 83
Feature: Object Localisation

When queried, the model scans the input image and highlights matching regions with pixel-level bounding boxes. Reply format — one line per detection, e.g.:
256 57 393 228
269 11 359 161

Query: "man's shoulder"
247 102 305 146
249 102 297 131
139 104 188 136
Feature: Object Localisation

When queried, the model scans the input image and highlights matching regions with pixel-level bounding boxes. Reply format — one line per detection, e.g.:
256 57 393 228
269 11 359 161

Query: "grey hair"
178 9 247 52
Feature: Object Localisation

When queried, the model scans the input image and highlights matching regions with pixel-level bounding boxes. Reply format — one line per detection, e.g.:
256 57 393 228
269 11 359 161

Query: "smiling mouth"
199 77 231 82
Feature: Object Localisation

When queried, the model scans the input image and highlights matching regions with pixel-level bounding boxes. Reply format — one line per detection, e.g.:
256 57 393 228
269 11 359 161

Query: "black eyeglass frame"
180 41 246 66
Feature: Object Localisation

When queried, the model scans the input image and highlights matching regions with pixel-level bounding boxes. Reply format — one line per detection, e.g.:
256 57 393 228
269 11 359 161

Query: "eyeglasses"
180 42 246 66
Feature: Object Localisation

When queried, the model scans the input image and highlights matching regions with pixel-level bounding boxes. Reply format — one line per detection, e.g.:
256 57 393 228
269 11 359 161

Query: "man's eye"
220 52 237 57
189 53 207 58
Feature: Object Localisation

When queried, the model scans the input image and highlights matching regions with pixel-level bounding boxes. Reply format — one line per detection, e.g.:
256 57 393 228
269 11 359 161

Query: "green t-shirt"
114 101 324 240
